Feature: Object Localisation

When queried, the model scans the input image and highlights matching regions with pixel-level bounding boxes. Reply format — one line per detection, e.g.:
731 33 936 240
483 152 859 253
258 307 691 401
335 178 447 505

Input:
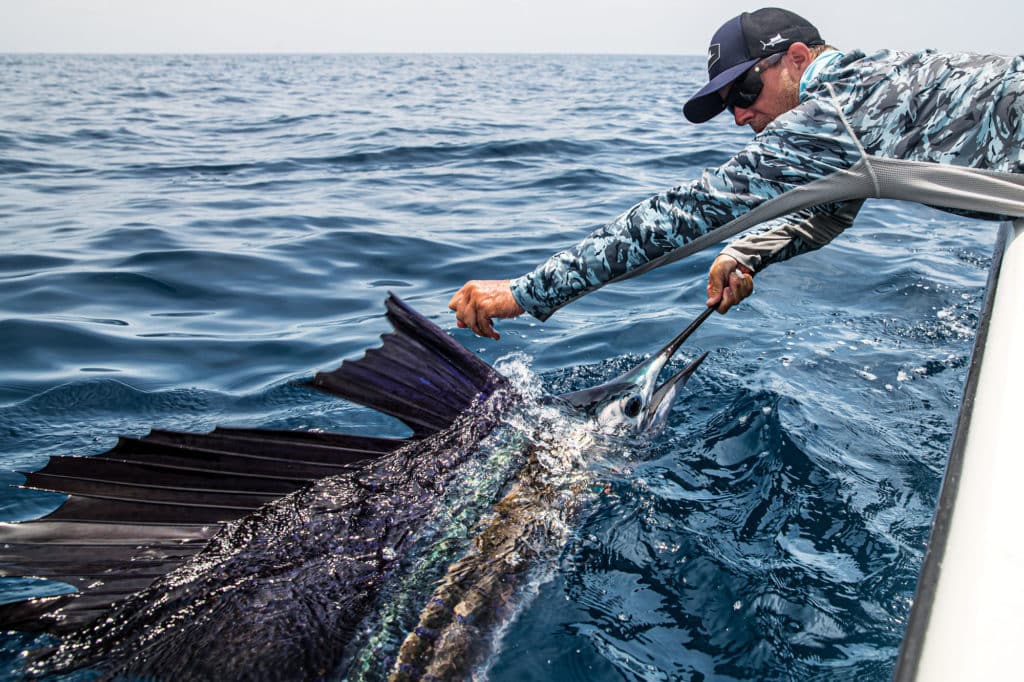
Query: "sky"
3 0 1023 56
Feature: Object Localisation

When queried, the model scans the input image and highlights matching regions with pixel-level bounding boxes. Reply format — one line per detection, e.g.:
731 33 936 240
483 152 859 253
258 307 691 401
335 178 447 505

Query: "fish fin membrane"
0 294 502 635
304 293 507 437
0 429 404 635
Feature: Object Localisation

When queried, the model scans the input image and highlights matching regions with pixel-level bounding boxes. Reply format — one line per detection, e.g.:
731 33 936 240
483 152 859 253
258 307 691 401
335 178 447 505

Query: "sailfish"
0 294 711 680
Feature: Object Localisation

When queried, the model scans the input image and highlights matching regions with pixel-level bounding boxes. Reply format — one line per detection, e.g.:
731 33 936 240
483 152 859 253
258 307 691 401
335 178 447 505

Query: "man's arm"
506 169 762 322
706 199 864 312
447 163 766 337
450 101 863 335
447 164 761 337
449 195 864 335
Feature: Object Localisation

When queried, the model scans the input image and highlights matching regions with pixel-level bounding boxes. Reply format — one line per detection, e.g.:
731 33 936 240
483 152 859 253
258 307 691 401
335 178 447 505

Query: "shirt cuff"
509 273 555 322
719 245 762 273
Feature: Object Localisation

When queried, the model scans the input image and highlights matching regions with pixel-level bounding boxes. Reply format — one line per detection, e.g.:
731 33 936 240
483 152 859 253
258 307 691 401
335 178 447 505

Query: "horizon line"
2 50 702 57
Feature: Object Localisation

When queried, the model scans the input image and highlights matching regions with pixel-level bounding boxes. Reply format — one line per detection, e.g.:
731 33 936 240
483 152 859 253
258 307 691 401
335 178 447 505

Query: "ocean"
0 54 996 680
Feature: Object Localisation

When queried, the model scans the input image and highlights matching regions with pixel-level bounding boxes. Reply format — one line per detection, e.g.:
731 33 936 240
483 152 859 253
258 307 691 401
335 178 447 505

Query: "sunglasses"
722 52 785 113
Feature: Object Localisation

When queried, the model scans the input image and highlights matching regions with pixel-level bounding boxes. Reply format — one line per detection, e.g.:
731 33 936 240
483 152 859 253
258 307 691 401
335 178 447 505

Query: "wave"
0 54 991 680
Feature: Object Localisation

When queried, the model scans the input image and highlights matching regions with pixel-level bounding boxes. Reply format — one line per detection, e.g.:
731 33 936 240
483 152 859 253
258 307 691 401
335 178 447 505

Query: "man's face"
719 53 801 134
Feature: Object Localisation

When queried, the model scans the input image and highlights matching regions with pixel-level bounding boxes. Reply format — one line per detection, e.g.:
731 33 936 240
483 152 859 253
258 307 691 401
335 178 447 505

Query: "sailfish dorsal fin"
0 294 503 636
303 294 506 437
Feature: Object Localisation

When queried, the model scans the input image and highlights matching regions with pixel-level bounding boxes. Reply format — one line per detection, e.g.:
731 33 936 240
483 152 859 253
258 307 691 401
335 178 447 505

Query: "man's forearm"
720 199 864 273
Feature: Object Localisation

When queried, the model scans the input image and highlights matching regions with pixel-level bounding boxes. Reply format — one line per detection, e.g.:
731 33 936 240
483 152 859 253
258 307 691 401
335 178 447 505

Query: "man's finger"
728 270 740 295
461 298 480 337
716 286 733 313
479 315 498 340
706 256 736 308
730 268 753 299
459 298 494 340
716 269 753 313
465 295 494 339
468 305 497 340
706 275 723 306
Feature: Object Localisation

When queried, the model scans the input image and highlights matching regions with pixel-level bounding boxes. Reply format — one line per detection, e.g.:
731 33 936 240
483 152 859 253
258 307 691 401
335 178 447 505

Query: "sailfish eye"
623 396 642 418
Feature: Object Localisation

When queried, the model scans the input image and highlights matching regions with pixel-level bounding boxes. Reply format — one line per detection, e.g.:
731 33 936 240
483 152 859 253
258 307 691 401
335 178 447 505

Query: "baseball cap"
683 7 823 123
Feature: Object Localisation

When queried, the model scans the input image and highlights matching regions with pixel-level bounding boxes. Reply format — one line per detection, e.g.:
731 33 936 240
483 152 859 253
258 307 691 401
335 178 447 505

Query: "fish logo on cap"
760 33 789 50
707 43 721 70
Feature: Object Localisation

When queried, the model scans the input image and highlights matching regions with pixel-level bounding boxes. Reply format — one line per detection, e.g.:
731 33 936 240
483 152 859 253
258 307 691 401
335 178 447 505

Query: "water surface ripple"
0 54 995 680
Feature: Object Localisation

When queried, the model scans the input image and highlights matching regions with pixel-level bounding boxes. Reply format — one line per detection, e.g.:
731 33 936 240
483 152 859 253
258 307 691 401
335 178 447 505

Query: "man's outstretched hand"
448 280 525 339
706 255 754 313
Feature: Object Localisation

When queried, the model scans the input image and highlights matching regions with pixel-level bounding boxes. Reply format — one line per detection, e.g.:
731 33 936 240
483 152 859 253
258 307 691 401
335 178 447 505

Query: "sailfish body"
0 295 709 680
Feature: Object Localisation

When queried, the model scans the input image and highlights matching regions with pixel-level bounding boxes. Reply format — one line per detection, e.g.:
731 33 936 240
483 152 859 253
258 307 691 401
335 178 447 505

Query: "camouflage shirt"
510 49 1024 321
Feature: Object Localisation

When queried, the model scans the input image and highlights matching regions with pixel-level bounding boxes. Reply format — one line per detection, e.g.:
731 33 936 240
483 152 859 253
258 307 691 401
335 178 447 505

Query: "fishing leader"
449 7 1024 339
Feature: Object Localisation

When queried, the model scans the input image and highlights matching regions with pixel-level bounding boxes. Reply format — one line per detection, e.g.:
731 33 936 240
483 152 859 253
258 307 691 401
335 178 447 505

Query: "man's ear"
786 42 813 72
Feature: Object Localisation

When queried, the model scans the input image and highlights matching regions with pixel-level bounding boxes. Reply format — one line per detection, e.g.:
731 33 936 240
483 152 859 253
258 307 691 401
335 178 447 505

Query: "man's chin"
749 114 779 133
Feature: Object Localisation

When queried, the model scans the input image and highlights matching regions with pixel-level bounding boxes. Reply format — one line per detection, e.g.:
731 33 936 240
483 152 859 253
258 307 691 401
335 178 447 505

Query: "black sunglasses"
723 52 785 113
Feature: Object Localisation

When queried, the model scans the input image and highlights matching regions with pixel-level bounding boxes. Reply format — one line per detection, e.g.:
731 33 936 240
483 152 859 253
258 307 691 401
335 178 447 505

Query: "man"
449 8 1024 339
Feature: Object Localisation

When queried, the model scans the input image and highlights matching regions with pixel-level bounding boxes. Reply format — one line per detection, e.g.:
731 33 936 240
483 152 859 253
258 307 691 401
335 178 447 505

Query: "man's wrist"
719 247 759 274
508 275 549 322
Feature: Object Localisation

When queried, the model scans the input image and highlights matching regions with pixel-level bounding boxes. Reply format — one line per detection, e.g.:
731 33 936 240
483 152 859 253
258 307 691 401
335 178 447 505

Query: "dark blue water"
0 54 995 680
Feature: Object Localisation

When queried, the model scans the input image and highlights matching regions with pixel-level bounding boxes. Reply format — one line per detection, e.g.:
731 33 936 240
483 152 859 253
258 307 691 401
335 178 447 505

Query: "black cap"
683 8 823 124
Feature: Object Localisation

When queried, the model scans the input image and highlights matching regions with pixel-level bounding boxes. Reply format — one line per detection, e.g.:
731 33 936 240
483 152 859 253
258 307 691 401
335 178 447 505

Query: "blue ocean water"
0 54 996 679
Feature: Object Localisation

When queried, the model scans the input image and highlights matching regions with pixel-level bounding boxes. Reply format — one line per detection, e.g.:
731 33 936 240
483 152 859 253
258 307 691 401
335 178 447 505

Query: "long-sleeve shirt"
510 49 1024 321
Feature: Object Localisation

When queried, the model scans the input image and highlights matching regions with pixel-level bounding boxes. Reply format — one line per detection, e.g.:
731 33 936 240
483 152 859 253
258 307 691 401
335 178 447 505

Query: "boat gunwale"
893 219 1016 681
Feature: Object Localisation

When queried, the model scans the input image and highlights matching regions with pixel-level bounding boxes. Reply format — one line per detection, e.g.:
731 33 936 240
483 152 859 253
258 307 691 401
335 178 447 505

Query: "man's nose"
733 106 754 126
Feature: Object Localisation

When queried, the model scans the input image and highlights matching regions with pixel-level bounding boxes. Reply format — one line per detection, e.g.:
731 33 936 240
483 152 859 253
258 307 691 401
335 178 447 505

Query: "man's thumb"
706 267 725 303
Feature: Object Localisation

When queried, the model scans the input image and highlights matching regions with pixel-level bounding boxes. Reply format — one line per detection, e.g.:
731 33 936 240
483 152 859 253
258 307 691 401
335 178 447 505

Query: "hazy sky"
4 0 1023 55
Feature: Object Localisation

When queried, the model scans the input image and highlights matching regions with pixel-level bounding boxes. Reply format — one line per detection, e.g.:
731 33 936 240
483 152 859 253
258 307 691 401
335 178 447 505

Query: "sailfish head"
557 307 712 435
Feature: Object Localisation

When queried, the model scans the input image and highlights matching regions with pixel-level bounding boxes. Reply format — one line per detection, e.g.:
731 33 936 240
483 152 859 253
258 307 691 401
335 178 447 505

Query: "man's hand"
448 280 525 340
706 255 754 313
